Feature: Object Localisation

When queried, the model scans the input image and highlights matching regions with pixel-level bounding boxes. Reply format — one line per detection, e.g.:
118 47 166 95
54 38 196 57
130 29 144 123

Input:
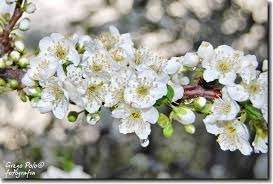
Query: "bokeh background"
0 0 268 179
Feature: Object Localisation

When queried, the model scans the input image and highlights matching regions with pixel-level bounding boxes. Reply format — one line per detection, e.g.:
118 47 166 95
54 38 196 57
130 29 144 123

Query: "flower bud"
9 50 20 61
67 111 79 123
200 103 212 115
0 78 6 86
18 57 29 67
0 58 6 69
14 40 25 53
25 2 36 14
193 97 206 109
184 124 195 134
172 106 195 124
8 79 19 89
158 113 170 128
87 113 100 125
262 59 268 72
163 124 173 138
19 18 30 31
18 90 28 102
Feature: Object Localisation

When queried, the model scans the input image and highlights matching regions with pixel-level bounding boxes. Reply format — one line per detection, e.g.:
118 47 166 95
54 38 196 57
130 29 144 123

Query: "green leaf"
163 124 174 138
158 113 171 128
154 96 169 107
240 101 264 121
166 84 174 101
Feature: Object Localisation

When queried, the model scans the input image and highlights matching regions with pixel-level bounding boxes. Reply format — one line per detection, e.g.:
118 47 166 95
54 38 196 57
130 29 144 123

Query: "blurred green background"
0 0 268 179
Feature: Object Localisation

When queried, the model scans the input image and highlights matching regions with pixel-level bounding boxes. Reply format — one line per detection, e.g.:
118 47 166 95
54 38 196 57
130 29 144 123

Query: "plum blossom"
204 87 240 122
204 119 252 155
201 45 243 86
124 69 167 109
112 104 159 140
36 76 69 119
227 72 268 109
39 33 80 65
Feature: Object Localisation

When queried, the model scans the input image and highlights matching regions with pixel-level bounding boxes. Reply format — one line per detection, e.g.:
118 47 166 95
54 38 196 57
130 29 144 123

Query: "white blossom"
252 132 268 153
104 68 133 107
112 104 159 140
204 87 240 122
79 77 107 113
36 77 69 119
202 45 243 86
39 33 80 65
227 72 267 109
204 119 252 155
124 69 167 109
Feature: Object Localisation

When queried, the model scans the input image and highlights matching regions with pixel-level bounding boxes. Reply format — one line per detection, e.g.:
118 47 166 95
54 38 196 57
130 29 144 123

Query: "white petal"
21 73 35 87
203 69 219 82
197 41 214 61
182 52 199 67
52 98 68 119
36 100 53 113
227 85 249 102
169 83 183 102
203 116 223 135
39 36 52 51
142 107 159 124
219 72 236 86
164 57 182 74
134 121 151 140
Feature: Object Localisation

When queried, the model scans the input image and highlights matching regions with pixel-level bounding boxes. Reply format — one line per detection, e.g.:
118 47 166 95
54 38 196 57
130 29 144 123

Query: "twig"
0 0 24 56
183 85 221 99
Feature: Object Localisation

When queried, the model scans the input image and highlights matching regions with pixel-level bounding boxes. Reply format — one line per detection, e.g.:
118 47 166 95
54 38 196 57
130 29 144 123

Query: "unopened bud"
193 97 206 109
18 90 28 102
163 124 174 138
14 40 25 53
9 50 20 61
87 113 100 125
8 79 19 89
0 58 6 69
172 106 195 124
18 57 29 67
25 2 36 14
158 113 170 128
200 103 212 115
19 18 30 31
184 124 195 134
262 60 268 72
0 78 6 86
67 111 79 123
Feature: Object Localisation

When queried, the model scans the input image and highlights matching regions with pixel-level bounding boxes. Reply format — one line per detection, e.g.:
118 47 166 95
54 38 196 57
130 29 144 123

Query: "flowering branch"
0 0 24 57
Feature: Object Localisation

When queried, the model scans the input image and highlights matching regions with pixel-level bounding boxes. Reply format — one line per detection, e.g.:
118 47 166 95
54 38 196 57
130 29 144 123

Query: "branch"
0 0 24 57
0 68 25 81
183 85 221 99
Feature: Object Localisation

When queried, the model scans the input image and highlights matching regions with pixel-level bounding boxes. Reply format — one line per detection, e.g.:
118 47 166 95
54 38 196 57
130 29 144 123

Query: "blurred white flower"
204 119 252 155
41 165 91 179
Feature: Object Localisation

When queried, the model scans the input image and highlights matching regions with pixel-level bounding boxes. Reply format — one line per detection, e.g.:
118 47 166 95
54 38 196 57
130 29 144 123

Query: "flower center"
130 110 142 121
217 60 231 73
98 32 117 50
54 44 67 60
51 85 63 100
137 85 150 97
87 82 103 99
91 64 102 72
111 49 124 62
248 83 261 95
